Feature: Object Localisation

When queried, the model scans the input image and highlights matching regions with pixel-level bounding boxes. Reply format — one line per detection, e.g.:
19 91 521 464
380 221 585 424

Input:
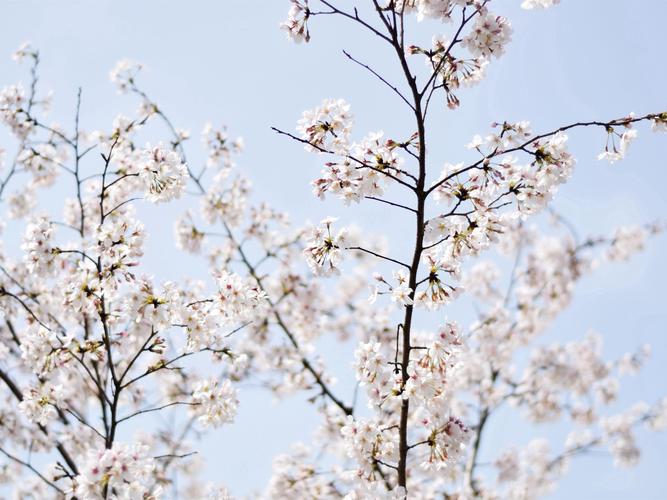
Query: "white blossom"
281 1 311 43
191 377 239 428
0 83 33 138
18 383 63 426
463 13 513 59
74 442 156 499
109 59 143 93
297 99 353 153
216 270 266 323
303 217 348 276
139 144 188 203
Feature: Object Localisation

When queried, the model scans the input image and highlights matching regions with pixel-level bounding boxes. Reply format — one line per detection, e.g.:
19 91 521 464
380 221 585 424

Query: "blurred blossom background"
1 1 666 498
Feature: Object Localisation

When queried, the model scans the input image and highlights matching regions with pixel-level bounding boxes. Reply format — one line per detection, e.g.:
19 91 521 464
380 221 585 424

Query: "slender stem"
346 246 410 269
366 2 428 488
271 126 416 191
116 401 197 425
427 112 666 196
133 81 355 418
365 196 418 214
225 222 354 416
0 367 79 474
74 87 85 235
0 446 64 494
342 50 415 111
464 407 489 494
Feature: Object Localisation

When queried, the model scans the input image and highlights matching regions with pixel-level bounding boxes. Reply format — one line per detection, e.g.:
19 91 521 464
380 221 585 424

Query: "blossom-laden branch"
0 46 255 498
0 0 666 498
125 77 357 418
274 0 667 497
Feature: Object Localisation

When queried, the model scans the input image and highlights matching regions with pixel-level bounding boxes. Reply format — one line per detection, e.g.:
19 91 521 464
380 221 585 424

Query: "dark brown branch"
0 446 64 494
317 0 393 43
346 245 410 269
0 367 79 474
464 407 489 495
117 401 197 425
225 222 354 416
271 126 416 191
365 196 418 214
427 111 667 196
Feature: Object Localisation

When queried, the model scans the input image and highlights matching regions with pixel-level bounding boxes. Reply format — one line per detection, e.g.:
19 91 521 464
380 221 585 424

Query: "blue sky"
1 1 666 498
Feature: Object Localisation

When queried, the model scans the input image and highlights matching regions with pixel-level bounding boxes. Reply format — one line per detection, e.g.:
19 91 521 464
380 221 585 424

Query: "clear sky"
1 1 666 498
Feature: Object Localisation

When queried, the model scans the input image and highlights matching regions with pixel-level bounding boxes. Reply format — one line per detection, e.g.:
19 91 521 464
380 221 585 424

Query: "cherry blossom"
0 2 665 498
297 98 353 153
18 383 64 426
463 13 513 59
0 83 33 138
303 217 349 276
109 59 144 94
74 442 157 499
281 0 312 43
138 143 189 203
216 270 267 322
521 0 560 9
191 377 239 428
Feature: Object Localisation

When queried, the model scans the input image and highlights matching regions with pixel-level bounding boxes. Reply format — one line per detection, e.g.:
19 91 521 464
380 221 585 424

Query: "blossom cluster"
303 216 349 276
0 48 255 498
138 144 189 203
191 377 239 428
0 1 665 498
74 443 157 499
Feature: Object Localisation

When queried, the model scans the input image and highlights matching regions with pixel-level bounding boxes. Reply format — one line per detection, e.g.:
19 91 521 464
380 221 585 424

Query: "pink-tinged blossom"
463 13 513 59
215 270 267 323
201 122 244 170
0 5 665 497
597 126 638 163
12 41 35 63
390 269 414 307
74 442 157 499
311 131 404 204
303 217 348 276
109 59 143 94
17 142 67 187
0 83 33 138
419 416 469 471
266 444 338 497
341 416 396 479
21 216 56 275
201 172 250 227
18 382 63 426
138 144 188 203
297 98 353 153
174 211 205 253
191 377 239 428
607 225 647 261
7 187 37 219
281 1 311 43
